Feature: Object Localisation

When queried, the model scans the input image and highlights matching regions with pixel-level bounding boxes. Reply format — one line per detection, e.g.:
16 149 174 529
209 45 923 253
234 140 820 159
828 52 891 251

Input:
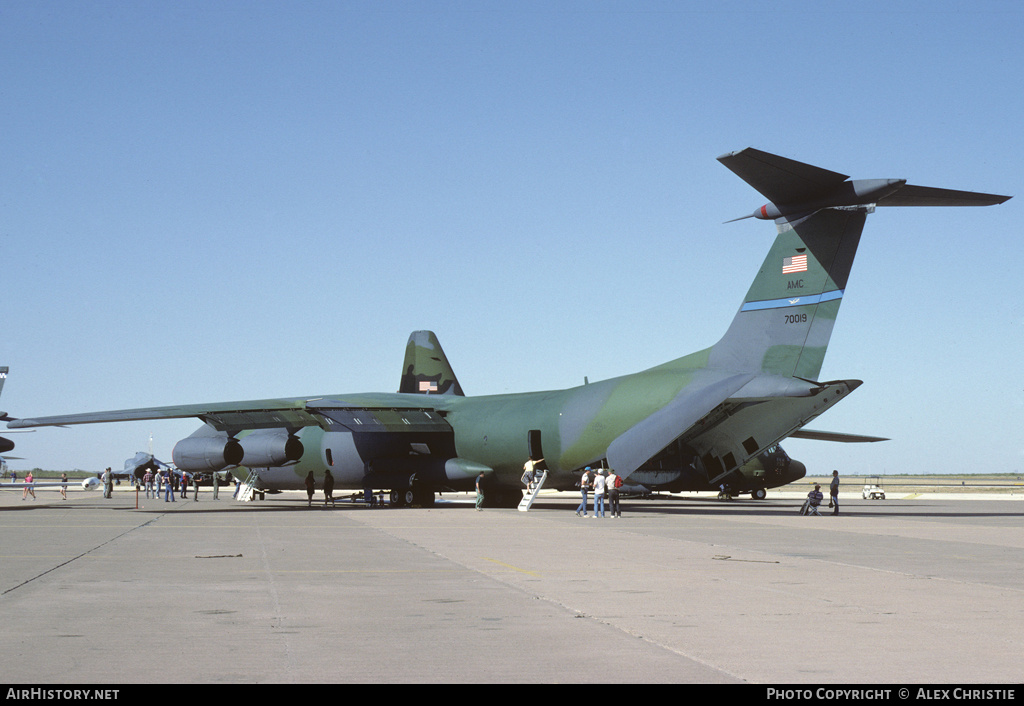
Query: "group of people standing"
304 469 335 507
576 466 621 518
140 467 204 502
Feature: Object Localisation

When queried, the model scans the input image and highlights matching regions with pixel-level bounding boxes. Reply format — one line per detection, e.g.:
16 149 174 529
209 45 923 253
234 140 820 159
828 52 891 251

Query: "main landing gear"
388 487 435 508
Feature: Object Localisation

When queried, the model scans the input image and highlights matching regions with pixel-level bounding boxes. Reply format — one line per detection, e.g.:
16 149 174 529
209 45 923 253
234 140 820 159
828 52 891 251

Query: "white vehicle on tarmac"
862 479 886 500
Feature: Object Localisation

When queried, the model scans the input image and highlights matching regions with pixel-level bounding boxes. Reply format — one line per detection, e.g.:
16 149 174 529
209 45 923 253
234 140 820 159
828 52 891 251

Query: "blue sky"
2 0 1021 476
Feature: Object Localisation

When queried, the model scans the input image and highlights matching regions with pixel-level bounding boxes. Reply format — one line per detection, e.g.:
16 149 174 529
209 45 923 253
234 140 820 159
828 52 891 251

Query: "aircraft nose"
788 459 807 482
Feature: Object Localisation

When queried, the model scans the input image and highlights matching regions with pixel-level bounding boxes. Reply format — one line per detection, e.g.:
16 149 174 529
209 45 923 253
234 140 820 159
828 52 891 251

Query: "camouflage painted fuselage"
11 148 1007 506
230 341 820 502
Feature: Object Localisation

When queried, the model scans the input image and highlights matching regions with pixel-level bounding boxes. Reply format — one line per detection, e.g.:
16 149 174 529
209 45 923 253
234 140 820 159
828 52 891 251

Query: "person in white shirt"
522 457 544 492
607 469 620 518
576 468 591 517
592 470 606 518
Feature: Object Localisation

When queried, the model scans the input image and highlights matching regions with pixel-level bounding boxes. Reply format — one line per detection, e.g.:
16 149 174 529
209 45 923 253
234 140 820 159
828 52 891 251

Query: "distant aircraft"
0 366 34 462
122 451 171 481
8 149 1010 507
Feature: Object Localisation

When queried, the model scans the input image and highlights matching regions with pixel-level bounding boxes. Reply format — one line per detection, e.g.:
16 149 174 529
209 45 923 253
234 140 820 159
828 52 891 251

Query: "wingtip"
717 149 745 162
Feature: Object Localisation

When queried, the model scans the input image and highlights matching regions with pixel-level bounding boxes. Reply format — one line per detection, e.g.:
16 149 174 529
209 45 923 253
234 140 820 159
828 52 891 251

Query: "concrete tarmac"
1 487 1021 684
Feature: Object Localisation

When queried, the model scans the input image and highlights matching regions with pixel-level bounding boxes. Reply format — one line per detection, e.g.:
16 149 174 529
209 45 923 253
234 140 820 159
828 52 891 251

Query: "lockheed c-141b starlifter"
9 148 1010 507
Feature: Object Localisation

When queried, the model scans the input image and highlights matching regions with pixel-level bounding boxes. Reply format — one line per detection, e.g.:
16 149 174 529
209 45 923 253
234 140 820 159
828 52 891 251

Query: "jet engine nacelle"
172 435 244 473
238 430 304 467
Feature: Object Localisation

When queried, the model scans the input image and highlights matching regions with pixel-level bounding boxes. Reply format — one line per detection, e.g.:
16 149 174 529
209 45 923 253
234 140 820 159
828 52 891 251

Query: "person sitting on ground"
806 484 824 516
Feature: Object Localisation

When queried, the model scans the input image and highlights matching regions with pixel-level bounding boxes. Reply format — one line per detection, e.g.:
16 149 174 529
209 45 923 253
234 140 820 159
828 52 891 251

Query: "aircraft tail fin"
398 331 465 396
710 148 1010 380
709 207 866 380
0 366 8 420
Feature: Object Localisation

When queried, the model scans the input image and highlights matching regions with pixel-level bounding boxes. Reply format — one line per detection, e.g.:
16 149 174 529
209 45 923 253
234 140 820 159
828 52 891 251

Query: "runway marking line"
273 568 465 575
482 558 540 576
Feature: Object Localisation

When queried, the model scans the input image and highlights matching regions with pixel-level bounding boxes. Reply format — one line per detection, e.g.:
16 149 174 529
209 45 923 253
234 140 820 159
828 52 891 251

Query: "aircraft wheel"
389 490 405 507
403 489 415 506
411 488 435 508
752 488 767 500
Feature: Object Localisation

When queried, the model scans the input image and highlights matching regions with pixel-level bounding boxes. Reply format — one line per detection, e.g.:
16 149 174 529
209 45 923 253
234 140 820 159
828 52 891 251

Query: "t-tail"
398 330 465 396
709 148 1010 380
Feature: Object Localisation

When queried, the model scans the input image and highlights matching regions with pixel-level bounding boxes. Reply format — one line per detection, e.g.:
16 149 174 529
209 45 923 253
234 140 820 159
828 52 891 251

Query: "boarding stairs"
517 470 549 512
236 468 260 502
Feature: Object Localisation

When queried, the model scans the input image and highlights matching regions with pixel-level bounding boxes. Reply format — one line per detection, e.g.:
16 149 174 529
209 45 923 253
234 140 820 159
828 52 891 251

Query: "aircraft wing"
8 398 324 432
7 394 437 433
790 429 889 443
0 481 72 489
606 371 756 479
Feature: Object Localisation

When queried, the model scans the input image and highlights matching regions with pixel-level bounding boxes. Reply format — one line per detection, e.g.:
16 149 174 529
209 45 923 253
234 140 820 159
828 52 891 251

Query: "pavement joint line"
0 514 166 596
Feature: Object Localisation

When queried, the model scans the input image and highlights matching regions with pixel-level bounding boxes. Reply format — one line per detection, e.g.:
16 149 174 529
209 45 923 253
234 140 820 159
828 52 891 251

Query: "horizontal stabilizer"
718 148 849 206
720 147 1011 222
790 429 889 443
877 184 1011 208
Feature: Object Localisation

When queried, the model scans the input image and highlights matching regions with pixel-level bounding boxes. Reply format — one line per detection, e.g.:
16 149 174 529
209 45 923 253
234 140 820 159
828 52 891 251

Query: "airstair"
517 470 548 512
236 469 260 502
